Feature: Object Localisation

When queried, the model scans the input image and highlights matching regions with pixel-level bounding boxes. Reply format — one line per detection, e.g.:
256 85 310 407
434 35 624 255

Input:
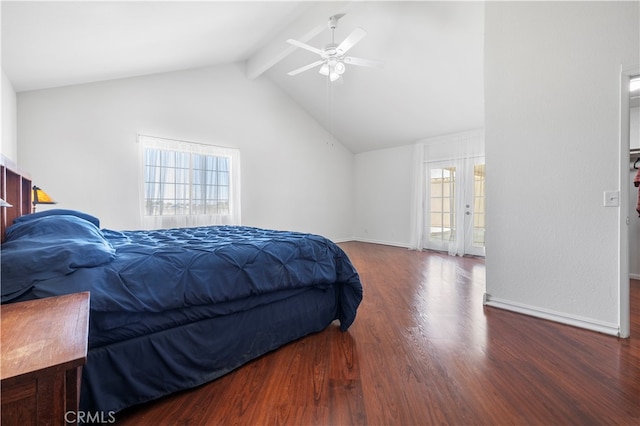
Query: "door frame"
618 67 637 338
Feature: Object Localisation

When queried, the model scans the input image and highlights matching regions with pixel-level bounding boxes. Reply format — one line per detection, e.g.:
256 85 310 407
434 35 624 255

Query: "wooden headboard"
1 155 32 242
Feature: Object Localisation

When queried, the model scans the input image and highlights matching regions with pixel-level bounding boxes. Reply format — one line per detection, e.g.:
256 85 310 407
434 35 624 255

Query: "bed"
0 205 362 413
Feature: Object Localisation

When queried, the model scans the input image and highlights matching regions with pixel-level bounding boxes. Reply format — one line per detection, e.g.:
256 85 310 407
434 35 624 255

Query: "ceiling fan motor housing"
323 43 340 58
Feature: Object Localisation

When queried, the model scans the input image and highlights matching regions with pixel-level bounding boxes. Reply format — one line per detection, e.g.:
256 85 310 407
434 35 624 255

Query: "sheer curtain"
138 135 241 230
408 142 425 250
446 138 466 257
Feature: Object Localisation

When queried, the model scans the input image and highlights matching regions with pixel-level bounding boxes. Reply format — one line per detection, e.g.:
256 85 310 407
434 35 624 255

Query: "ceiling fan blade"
288 60 325 76
337 27 367 54
344 56 384 68
287 39 323 55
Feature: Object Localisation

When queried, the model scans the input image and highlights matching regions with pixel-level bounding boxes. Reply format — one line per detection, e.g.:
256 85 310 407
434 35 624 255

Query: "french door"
426 157 485 256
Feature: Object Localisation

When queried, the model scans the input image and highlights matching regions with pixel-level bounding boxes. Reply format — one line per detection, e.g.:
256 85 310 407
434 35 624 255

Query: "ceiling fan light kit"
320 57 345 82
287 13 383 83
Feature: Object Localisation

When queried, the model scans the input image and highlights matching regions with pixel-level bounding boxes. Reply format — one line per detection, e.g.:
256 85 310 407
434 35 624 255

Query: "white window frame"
138 135 241 229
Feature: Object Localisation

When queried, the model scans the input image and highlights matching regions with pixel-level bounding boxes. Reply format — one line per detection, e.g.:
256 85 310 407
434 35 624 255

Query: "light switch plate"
603 190 619 207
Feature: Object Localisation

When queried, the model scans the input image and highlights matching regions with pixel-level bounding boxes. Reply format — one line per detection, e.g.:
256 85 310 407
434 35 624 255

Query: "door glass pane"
473 164 485 247
429 167 456 242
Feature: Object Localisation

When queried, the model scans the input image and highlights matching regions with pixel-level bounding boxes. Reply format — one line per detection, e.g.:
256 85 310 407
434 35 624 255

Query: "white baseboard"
351 237 409 248
483 294 621 337
630 273 640 280
331 237 355 244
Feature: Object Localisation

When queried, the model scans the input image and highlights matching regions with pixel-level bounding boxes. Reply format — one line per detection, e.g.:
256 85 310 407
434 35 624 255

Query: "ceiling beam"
246 1 354 80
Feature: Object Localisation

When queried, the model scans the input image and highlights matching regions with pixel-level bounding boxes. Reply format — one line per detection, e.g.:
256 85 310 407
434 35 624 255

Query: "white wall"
353 144 413 247
484 1 639 335
17 63 354 241
1 69 17 161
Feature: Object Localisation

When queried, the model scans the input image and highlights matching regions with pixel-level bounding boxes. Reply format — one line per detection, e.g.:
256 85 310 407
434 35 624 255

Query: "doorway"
425 157 486 256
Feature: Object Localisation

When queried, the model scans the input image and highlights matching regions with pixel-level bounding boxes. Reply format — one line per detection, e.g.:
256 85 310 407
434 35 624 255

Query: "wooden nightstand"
1 292 90 426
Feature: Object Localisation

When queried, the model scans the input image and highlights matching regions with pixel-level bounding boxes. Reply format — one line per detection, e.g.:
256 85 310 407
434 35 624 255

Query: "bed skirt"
81 285 340 413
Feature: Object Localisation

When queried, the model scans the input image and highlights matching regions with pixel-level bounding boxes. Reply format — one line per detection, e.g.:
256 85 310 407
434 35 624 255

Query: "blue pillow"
14 209 101 228
1 215 115 302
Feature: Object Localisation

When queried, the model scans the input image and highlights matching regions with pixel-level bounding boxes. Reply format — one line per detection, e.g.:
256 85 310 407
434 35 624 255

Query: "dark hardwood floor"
118 242 640 425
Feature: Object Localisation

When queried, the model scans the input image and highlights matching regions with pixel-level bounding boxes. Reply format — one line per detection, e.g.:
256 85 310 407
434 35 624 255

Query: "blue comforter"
1 213 362 335
1 211 363 412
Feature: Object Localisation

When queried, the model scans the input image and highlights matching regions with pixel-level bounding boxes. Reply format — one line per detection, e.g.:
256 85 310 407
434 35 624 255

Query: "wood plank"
0 155 32 242
117 243 640 425
1 292 90 381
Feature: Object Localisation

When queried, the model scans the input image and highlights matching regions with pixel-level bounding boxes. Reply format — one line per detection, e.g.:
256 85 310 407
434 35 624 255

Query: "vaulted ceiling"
1 1 485 153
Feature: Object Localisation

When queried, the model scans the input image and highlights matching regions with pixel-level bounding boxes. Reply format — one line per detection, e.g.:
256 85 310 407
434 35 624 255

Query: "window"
429 166 456 243
139 135 240 228
472 163 486 247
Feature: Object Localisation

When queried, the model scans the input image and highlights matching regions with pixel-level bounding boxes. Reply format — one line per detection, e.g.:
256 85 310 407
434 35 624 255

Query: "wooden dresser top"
1 292 90 381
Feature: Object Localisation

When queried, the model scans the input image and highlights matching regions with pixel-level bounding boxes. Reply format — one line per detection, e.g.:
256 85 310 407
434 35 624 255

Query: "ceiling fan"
286 14 383 82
